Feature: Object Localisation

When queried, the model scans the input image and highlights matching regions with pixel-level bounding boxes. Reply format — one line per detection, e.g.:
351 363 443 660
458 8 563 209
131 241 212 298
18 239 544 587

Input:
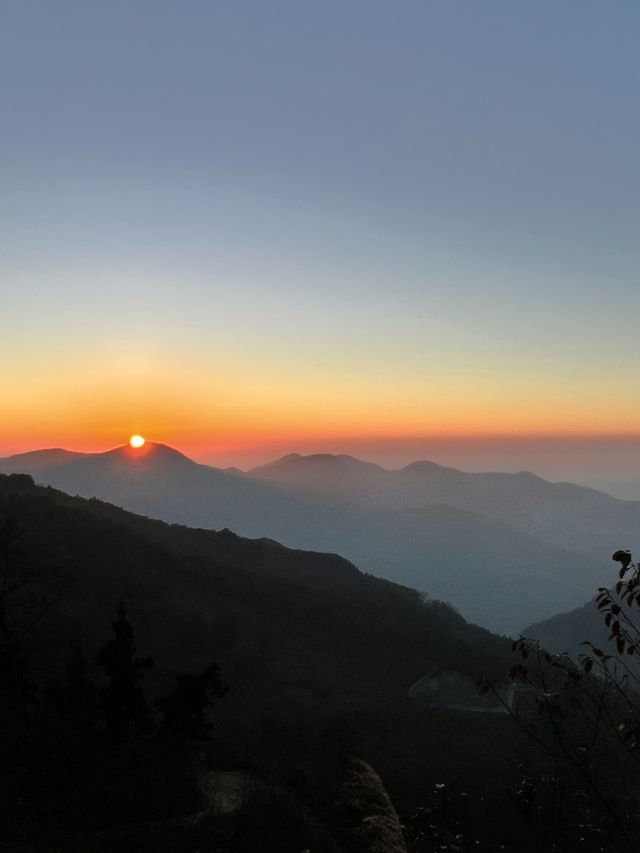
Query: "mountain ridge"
0 471 512 696
1 446 629 633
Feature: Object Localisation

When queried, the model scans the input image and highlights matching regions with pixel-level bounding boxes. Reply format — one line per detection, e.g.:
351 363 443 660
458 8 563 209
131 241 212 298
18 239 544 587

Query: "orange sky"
3 2 640 491
3 350 640 496
2 361 638 461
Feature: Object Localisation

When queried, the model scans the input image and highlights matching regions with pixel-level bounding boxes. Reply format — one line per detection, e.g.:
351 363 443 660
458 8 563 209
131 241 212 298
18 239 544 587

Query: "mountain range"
2 444 635 633
0 471 510 696
0 471 534 850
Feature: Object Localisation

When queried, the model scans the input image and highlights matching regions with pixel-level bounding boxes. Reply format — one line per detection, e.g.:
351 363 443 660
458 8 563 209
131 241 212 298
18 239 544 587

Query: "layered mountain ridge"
0 471 511 696
2 445 631 633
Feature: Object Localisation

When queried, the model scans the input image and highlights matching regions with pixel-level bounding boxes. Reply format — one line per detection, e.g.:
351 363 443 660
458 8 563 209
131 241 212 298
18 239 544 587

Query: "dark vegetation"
475 549 640 852
0 472 637 851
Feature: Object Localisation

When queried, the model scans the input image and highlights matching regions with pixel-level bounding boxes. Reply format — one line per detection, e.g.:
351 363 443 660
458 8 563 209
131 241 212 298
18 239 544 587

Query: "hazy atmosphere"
4 3 640 851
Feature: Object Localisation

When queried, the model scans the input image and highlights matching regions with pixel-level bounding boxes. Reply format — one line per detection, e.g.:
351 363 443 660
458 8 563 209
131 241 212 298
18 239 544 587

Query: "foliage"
96 603 155 742
0 514 68 694
334 757 406 852
157 661 227 740
476 549 640 851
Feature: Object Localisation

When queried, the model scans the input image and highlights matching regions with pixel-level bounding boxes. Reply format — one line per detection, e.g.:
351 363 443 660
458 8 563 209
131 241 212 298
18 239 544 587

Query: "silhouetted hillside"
2 446 624 633
0 473 511 697
523 599 614 658
1 474 630 852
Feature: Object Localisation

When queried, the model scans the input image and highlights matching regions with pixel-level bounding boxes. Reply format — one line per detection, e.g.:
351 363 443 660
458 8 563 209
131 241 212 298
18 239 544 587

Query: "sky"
2 1 640 484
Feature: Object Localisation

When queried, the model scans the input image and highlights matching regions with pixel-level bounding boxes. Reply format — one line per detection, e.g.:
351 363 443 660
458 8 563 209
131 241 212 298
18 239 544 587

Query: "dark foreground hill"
1 473 632 852
0 472 511 698
0 472 525 850
2 444 625 633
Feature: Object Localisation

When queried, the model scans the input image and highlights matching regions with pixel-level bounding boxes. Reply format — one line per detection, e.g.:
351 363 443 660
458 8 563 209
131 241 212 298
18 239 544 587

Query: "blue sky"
2 1 640 467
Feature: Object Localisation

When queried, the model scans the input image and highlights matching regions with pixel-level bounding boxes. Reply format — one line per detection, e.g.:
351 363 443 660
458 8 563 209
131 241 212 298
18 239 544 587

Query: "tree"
96 604 154 742
478 549 640 852
0 516 68 697
157 662 226 740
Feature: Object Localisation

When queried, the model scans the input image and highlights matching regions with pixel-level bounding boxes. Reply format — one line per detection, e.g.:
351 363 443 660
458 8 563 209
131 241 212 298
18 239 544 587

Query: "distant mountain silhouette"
522 601 605 657
2 442 321 534
253 453 640 561
2 446 630 633
387 461 639 561
0 447 84 473
250 453 386 495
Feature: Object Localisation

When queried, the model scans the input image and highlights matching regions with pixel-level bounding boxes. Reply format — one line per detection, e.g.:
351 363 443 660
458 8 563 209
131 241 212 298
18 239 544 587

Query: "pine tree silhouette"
96 604 154 742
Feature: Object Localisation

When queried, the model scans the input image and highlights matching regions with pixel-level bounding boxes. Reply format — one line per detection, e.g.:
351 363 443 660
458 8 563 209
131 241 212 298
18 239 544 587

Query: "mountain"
11 442 324 535
523 600 606 657
389 463 640 562
253 453 640 564
321 503 601 634
0 447 84 474
2 445 628 633
254 453 640 629
1 474 631 853
576 476 640 502
250 453 387 498
1 473 554 852
0 472 511 696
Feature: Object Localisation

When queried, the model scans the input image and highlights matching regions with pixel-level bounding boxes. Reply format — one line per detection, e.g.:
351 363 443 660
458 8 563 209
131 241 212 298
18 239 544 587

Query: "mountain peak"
102 441 194 460
0 447 86 475
243 453 299 474
251 452 383 473
78 442 201 473
399 459 460 476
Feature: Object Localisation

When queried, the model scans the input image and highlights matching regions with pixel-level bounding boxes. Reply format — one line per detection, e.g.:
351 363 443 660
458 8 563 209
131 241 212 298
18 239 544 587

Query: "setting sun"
129 434 145 449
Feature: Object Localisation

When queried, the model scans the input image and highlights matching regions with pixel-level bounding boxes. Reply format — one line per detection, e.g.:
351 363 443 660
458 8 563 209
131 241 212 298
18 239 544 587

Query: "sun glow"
129 434 145 448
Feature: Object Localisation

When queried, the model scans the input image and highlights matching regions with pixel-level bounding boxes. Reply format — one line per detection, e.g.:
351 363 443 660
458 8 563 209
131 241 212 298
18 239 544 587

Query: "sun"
129 434 145 449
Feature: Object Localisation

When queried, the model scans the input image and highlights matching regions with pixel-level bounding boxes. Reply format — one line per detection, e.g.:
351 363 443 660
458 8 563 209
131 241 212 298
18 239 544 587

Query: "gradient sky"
2 1 640 473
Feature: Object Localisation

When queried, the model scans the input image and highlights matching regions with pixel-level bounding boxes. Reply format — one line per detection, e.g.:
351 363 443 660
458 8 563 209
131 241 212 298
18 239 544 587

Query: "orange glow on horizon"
4 320 639 474
2 354 640 462
2 425 640 464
